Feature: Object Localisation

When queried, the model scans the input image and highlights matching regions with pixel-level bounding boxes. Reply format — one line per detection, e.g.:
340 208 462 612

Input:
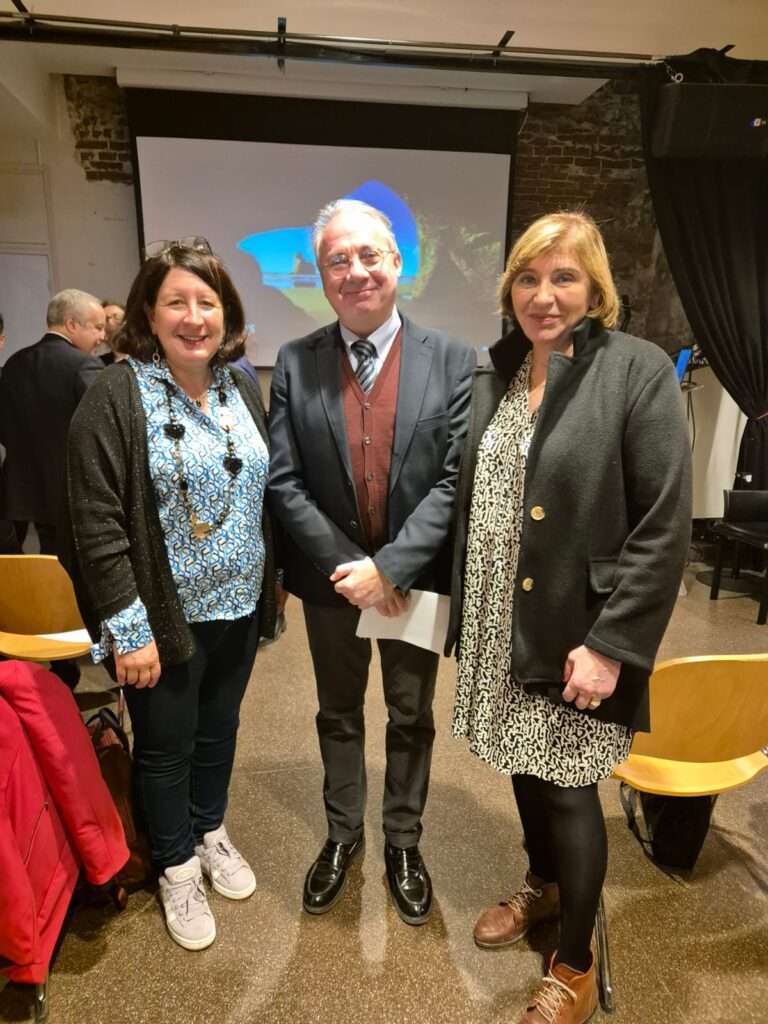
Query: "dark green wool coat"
446 318 692 732
60 360 277 669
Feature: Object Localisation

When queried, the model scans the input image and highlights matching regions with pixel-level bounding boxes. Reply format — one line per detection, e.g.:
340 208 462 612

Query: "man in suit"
0 312 19 554
0 289 105 555
268 199 475 924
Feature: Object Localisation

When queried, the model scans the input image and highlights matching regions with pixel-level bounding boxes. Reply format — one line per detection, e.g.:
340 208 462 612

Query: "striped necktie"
351 338 377 392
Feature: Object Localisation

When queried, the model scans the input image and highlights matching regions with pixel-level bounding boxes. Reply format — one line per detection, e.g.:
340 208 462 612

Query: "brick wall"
63 75 134 185
513 79 691 350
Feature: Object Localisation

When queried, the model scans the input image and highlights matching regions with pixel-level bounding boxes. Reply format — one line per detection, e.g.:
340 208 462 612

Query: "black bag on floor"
620 782 715 871
86 706 154 888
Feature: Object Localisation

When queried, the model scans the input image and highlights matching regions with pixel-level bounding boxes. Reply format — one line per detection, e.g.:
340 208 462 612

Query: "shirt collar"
129 355 231 393
339 307 401 354
47 330 73 345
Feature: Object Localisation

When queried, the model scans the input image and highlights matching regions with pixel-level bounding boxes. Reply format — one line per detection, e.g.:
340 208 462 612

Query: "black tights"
512 774 607 972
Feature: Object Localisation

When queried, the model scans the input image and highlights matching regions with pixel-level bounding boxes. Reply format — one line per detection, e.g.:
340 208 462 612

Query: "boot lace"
502 878 543 914
529 971 576 1024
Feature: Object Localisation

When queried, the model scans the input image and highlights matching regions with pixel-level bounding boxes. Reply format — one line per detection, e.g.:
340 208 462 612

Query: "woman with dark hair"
448 212 691 1024
63 239 277 951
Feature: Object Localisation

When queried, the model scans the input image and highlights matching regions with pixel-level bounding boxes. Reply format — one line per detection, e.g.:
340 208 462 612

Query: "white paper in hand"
355 589 449 654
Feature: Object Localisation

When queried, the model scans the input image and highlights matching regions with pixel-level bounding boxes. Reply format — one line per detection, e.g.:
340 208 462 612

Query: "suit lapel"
390 315 433 494
316 325 354 484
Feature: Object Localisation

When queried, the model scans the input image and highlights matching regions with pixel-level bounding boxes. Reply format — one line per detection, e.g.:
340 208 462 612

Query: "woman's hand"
562 645 621 711
114 640 161 689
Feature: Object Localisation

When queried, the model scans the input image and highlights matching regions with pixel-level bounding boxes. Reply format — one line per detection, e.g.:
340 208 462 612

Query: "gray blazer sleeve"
585 361 692 669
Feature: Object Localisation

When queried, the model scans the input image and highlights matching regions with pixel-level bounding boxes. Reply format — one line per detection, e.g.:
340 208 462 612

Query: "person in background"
0 289 104 557
269 199 475 926
0 312 20 555
448 212 691 1024
61 240 277 951
98 300 126 365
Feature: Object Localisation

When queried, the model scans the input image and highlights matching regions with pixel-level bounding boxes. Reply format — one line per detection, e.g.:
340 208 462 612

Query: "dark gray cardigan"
446 318 692 732
60 360 277 668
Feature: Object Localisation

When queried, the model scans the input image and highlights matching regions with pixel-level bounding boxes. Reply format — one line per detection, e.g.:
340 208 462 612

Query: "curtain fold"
639 56 768 489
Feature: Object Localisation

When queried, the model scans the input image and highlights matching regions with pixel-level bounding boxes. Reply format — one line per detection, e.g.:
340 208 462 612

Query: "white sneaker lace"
206 835 248 882
530 972 576 1024
167 876 210 923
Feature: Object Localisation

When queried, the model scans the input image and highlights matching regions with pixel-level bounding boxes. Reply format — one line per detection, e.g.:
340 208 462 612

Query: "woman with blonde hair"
447 212 691 1023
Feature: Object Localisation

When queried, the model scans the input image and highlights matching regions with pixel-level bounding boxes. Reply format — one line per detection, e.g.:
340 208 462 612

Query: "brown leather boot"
518 952 598 1024
473 873 560 948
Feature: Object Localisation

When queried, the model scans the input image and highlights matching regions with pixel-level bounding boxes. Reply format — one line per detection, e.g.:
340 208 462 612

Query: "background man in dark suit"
0 289 105 555
0 311 19 554
268 199 475 925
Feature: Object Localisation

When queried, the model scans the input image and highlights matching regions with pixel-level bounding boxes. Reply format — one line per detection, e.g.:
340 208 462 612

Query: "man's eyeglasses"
322 248 394 277
144 236 213 260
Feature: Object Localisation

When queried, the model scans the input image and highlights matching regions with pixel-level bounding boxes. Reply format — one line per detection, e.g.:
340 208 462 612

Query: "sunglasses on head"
143 236 213 260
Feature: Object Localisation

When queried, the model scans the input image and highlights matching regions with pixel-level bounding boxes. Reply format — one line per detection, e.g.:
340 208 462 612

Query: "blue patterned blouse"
92 357 268 662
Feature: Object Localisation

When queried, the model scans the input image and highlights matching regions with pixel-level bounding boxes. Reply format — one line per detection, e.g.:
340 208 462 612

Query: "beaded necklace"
161 375 243 540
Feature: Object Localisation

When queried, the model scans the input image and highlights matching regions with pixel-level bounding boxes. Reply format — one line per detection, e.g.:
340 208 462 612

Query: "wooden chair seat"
598 653 768 1014
614 749 768 797
0 555 92 662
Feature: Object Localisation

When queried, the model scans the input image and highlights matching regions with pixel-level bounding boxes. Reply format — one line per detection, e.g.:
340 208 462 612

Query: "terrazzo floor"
1 561 766 1024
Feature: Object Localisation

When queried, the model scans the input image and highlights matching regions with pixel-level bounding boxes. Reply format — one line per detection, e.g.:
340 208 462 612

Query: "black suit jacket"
268 314 475 605
0 333 103 524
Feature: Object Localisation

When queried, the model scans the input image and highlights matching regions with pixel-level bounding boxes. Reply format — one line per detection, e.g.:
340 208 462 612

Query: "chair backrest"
0 555 85 634
722 488 768 522
631 655 768 763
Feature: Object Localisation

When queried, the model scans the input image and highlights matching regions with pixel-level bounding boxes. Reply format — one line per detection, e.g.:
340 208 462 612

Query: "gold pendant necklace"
190 510 214 540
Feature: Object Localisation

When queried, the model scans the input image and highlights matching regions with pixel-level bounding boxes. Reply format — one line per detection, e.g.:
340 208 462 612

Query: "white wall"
0 76 139 325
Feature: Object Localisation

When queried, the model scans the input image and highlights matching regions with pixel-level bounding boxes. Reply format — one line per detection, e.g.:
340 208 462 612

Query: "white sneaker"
158 855 216 951
195 825 256 900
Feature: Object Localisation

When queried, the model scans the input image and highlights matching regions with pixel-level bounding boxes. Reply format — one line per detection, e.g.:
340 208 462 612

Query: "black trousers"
123 613 259 869
302 601 438 849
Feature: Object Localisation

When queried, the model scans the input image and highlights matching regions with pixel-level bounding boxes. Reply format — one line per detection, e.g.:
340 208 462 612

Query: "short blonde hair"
499 211 621 329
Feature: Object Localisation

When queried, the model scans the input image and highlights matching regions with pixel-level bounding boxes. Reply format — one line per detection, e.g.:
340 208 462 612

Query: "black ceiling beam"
0 12 656 80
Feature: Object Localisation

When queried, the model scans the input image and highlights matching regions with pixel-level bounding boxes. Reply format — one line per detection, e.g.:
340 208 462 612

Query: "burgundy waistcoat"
341 331 402 551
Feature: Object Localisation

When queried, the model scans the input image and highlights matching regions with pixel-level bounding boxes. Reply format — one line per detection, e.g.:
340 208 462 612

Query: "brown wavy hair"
115 247 246 362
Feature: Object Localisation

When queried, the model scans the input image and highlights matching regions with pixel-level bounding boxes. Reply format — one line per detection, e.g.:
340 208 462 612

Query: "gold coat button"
521 577 534 591
530 505 546 521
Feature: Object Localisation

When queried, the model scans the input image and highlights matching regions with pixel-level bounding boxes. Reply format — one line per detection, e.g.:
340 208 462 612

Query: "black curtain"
639 51 768 489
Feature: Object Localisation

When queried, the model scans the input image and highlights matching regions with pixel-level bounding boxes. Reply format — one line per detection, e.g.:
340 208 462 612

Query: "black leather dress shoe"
302 837 364 914
384 842 432 925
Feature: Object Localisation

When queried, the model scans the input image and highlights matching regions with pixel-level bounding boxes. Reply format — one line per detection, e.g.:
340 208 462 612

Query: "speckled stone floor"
2 563 766 1024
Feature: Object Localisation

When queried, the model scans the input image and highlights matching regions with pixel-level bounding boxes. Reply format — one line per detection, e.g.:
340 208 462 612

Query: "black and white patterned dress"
452 355 632 786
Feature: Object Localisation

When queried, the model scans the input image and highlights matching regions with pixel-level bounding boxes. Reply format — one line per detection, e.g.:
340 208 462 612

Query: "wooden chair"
595 654 768 1014
709 489 768 625
0 555 92 662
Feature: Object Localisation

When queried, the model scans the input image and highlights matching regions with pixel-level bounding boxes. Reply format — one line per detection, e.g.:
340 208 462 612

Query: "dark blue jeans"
123 613 259 869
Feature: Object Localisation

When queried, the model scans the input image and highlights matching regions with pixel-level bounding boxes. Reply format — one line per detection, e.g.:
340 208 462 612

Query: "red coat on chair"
0 661 129 984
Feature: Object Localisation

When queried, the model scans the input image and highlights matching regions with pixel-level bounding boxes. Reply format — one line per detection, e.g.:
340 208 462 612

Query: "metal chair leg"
758 568 768 625
116 685 126 730
732 541 742 579
595 891 615 1013
34 975 49 1023
710 536 725 601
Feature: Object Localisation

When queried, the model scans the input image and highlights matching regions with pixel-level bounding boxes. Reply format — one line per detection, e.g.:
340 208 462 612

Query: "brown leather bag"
86 707 154 888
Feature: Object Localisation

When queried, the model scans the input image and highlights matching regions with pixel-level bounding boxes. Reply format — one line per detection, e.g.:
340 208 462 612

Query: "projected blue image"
236 181 421 322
